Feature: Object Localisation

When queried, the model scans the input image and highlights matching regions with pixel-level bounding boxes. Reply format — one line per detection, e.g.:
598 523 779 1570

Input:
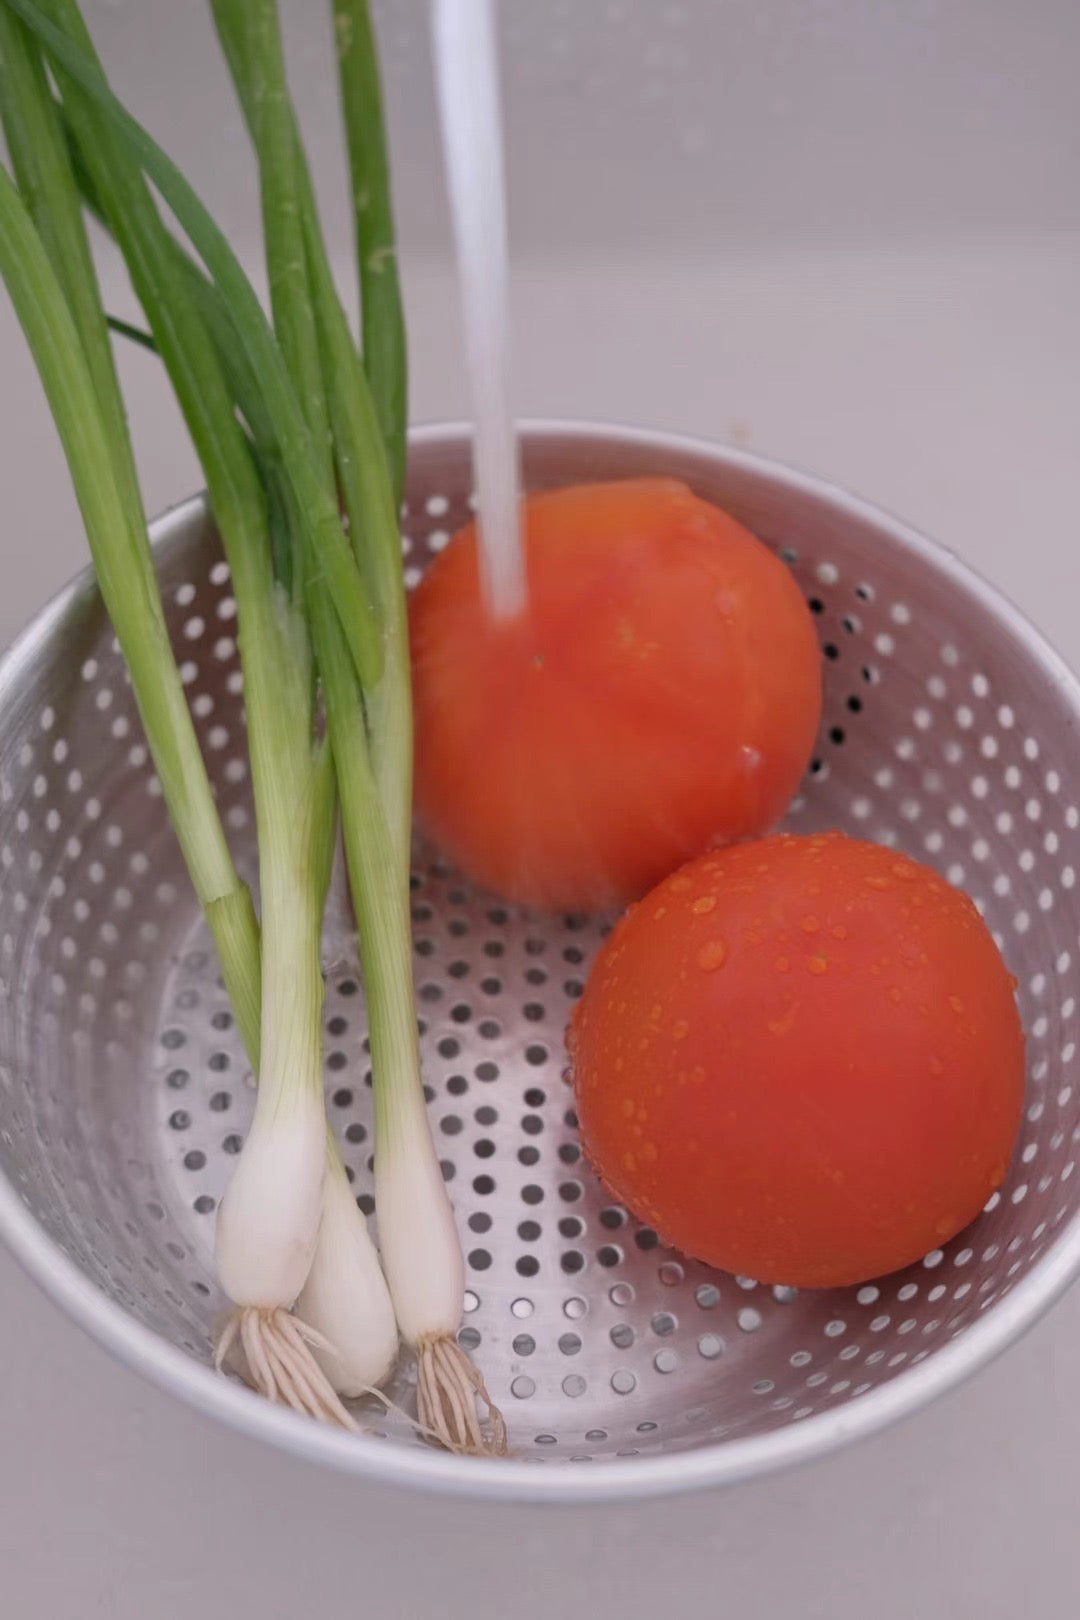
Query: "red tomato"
409 479 821 910
571 832 1025 1287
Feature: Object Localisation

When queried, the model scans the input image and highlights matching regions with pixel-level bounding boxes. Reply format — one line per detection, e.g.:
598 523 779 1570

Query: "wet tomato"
571 831 1025 1287
410 478 821 910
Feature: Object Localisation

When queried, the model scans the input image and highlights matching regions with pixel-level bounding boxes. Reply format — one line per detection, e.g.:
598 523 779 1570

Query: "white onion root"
416 1332 508 1456
216 1305 360 1430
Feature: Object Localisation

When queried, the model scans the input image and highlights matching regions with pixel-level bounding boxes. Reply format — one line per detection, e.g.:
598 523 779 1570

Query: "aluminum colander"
1 420 1078 1503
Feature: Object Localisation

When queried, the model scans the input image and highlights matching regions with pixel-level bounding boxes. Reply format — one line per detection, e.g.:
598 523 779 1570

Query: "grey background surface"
1 2 1079 1614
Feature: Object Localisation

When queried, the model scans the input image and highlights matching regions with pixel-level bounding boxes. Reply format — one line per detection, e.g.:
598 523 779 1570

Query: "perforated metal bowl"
1 421 1079 1501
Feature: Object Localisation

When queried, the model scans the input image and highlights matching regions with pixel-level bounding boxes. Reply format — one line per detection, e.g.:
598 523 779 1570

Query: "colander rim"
1 418 1078 1504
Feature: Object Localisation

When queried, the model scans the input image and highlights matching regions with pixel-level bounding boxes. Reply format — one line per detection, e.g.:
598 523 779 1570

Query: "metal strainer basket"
1 421 1078 1502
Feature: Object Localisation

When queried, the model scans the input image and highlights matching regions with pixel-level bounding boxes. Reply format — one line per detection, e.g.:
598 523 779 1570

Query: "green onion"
332 0 408 510
6 0 503 1448
0 15 261 1066
6 0 384 698
210 0 503 1453
3 0 395 1421
208 0 401 1401
0 5 140 527
103 311 156 352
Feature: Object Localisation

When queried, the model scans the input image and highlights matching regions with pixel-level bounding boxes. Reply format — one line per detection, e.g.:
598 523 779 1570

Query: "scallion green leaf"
8 0 384 694
332 0 408 509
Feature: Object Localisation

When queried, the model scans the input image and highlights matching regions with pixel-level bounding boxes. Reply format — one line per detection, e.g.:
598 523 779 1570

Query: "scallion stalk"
80 124 409 1405
331 0 408 510
317 597 504 1453
4 0 395 1421
6 0 503 1448
210 0 504 1451
0 130 260 1075
209 0 400 1402
0 156 262 1021
0 5 262 1058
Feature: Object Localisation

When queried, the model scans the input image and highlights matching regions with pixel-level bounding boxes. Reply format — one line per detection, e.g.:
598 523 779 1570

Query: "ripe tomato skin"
409 479 821 911
571 832 1025 1287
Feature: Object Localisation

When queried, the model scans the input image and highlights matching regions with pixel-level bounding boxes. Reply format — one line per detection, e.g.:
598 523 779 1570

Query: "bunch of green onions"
0 0 505 1455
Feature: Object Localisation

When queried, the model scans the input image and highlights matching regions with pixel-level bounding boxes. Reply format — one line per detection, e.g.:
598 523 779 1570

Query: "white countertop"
2 3 1080 1608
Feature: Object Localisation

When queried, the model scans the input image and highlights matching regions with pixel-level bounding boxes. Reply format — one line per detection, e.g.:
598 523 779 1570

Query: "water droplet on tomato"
949 995 964 1015
672 1019 689 1041
691 895 717 915
808 955 828 975
768 1003 797 1036
696 939 728 972
864 874 893 891
800 915 820 934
